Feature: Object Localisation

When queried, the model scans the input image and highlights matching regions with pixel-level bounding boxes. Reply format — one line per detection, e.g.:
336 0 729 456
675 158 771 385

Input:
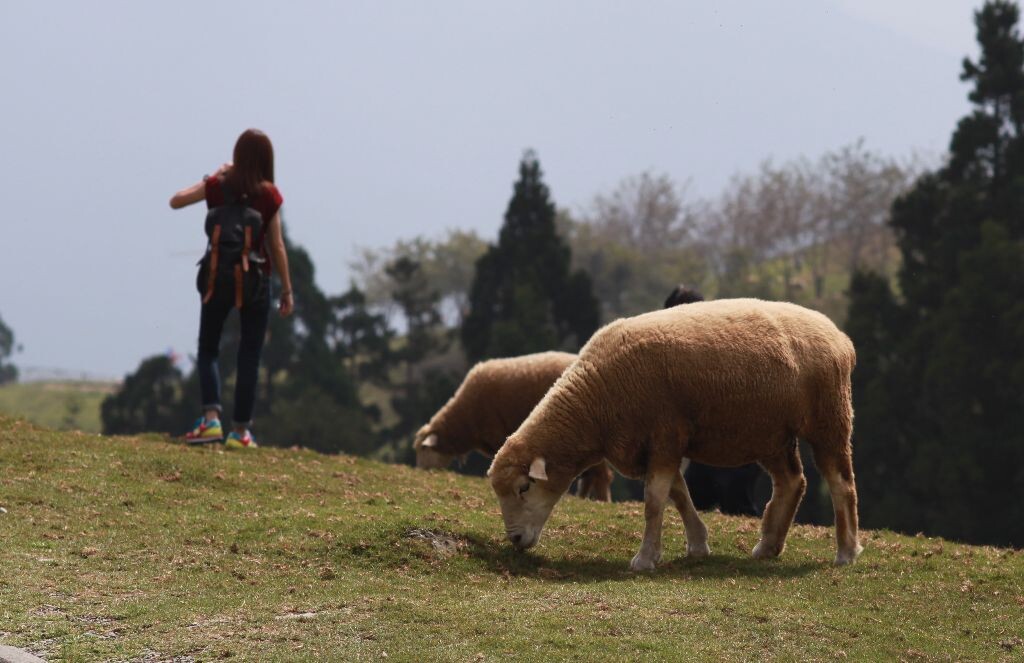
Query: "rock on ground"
0 645 46 663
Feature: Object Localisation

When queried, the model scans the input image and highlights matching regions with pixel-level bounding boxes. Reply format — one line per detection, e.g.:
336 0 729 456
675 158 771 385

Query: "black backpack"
196 187 267 308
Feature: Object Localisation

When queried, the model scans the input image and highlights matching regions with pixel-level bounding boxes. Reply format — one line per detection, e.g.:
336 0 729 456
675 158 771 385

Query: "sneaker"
185 417 223 444
225 430 258 449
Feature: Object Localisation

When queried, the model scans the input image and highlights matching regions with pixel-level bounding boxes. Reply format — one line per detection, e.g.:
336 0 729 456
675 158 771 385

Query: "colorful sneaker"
184 417 223 444
225 430 258 449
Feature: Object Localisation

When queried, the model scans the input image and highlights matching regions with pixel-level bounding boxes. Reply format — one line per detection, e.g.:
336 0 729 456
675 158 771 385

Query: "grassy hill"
0 381 113 434
0 417 1021 662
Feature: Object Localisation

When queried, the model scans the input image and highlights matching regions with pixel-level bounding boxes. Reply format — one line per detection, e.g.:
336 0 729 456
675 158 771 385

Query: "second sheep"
414 351 614 501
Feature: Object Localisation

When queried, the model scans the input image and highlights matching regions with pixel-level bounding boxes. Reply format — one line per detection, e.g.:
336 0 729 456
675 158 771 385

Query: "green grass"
0 382 112 434
0 416 1021 662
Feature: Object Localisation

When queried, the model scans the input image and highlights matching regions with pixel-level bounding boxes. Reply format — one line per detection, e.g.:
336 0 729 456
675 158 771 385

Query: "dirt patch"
30 604 67 618
404 528 467 558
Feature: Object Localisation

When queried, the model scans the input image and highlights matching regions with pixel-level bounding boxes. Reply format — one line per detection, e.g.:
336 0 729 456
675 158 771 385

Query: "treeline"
356 141 914 329
102 0 1024 548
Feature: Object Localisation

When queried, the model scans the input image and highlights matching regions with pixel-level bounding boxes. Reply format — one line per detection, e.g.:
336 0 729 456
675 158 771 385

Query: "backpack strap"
234 264 244 309
202 225 221 304
242 226 252 272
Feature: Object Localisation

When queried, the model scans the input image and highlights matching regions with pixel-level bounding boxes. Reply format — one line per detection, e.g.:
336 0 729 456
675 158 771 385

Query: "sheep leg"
575 464 611 502
753 442 806 559
630 471 674 571
669 471 711 558
583 462 613 502
811 447 863 565
575 473 594 499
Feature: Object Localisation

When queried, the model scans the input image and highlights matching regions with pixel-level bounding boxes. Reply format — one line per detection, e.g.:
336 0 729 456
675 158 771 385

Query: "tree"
818 141 910 277
329 284 393 387
253 224 375 453
350 230 488 326
694 146 912 320
427 230 490 322
101 355 192 435
387 257 446 371
462 151 600 362
384 256 462 458
0 313 19 385
561 174 709 319
256 386 377 455
846 0 1024 546
588 172 692 252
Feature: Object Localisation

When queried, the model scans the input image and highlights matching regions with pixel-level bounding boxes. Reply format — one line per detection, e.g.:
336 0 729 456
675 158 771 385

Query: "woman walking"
169 128 294 448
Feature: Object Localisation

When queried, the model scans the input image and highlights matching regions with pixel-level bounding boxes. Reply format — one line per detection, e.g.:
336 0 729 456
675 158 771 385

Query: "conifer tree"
462 152 600 362
846 0 1024 546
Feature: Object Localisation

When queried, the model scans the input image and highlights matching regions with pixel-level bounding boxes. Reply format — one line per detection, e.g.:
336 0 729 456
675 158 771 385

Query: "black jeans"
196 282 270 426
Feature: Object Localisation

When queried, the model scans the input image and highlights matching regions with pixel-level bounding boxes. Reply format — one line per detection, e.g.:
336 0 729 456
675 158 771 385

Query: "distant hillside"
0 417 1021 661
0 381 114 433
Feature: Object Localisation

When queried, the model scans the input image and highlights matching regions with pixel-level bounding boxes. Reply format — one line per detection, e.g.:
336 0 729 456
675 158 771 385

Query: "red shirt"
205 176 283 274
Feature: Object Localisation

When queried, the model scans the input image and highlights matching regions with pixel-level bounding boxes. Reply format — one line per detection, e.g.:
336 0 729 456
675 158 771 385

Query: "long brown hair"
224 128 274 199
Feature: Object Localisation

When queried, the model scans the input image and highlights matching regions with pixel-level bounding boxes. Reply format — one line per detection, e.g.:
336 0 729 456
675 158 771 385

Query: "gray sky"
1 0 980 378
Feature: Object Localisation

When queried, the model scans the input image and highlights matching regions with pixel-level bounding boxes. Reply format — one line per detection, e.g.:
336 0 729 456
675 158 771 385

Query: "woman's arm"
169 181 205 209
266 211 294 317
168 163 231 209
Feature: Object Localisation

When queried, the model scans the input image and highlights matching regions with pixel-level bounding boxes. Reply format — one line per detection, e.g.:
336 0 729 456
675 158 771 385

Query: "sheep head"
488 441 571 550
413 428 454 470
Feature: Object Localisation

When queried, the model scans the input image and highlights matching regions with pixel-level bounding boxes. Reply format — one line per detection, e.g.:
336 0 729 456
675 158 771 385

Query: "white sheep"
488 299 862 569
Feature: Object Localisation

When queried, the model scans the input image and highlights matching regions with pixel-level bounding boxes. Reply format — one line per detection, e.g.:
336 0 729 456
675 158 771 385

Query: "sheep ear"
528 457 548 482
420 434 438 449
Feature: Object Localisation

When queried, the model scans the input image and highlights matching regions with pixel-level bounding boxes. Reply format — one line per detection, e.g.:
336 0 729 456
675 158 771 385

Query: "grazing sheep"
489 298 861 570
414 352 614 502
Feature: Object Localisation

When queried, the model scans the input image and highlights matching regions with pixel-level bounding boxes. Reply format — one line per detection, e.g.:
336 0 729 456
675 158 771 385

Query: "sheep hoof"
629 554 657 572
687 542 711 558
834 543 864 566
752 540 782 559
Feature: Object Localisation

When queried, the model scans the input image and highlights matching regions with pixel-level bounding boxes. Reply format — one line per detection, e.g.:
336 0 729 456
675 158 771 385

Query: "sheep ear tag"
528 457 548 482
420 434 438 449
